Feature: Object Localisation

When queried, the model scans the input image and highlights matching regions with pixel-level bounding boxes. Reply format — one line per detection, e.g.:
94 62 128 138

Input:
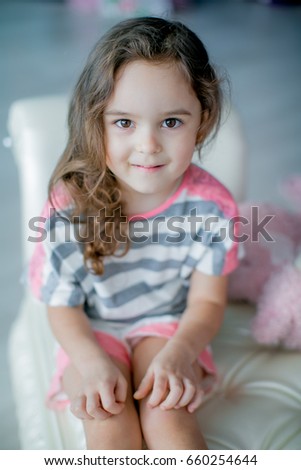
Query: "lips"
133 164 163 168
131 163 165 172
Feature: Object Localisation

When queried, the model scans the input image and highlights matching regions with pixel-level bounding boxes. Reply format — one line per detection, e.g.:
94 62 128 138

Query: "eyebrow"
104 109 192 117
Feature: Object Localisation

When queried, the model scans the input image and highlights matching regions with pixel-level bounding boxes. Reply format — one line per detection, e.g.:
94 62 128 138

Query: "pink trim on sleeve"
28 183 73 300
185 166 241 275
186 166 239 220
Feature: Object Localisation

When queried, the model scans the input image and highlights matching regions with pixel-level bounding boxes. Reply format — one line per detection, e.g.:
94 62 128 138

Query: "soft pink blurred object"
228 175 301 349
252 259 301 349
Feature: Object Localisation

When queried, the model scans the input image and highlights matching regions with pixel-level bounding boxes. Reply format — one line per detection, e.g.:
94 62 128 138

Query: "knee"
84 407 143 450
139 404 201 449
139 405 181 437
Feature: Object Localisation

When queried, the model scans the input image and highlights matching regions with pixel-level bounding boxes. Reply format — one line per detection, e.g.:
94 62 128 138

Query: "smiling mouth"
132 164 165 169
131 164 165 173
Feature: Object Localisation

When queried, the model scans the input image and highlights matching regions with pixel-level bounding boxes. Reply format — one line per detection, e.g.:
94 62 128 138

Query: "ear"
195 128 203 145
196 109 210 144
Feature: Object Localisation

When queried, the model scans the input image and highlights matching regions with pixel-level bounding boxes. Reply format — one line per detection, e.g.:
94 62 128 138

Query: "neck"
122 177 183 217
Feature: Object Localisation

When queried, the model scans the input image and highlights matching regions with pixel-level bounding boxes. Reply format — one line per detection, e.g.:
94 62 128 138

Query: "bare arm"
134 270 227 412
48 305 111 375
168 270 227 362
47 305 128 419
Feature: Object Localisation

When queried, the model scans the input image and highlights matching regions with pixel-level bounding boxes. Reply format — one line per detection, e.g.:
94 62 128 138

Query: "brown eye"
163 118 182 128
116 119 133 128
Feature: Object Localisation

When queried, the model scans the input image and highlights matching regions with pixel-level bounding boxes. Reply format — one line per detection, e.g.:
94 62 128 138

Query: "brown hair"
49 16 224 275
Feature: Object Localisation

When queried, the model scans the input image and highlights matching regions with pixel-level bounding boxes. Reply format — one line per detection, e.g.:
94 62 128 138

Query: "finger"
160 376 184 410
115 375 128 405
133 370 154 401
100 382 125 415
174 378 196 409
147 375 168 408
70 395 93 420
187 388 204 413
86 392 112 420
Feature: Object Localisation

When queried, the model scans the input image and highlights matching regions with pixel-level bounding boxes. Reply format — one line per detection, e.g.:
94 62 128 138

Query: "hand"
133 340 204 413
70 357 128 421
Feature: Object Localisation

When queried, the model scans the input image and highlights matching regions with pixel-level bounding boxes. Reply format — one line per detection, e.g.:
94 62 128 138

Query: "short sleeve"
183 165 242 277
194 215 240 276
27 187 85 307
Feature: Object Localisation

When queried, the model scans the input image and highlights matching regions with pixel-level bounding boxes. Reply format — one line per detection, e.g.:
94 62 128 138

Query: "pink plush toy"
228 175 301 349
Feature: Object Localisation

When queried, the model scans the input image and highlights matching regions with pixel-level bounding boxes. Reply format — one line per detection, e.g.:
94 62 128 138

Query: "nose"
135 127 162 155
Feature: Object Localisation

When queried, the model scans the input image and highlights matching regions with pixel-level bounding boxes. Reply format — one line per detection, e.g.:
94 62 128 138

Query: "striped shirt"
28 164 239 326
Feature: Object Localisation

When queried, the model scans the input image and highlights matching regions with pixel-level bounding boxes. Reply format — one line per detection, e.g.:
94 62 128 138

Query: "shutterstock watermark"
27 206 274 245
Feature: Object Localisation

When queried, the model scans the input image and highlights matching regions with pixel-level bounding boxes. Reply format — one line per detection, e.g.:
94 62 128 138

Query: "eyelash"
162 118 183 129
114 119 133 129
113 118 183 129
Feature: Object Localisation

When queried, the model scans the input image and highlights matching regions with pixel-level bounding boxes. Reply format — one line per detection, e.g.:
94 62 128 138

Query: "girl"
29 17 239 450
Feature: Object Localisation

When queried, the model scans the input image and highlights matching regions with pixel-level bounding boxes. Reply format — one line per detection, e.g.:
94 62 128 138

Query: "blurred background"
1 0 300 449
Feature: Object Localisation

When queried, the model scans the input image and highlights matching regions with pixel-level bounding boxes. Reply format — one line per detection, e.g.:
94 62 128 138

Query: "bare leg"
62 358 142 450
132 337 208 450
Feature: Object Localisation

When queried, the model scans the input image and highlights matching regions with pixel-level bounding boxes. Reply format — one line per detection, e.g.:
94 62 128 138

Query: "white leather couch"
7 95 301 450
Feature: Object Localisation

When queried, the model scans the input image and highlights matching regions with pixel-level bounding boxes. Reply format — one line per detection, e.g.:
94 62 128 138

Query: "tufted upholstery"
7 95 301 450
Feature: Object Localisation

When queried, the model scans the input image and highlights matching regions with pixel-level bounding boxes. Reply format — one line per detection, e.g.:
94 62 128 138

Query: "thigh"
63 358 142 450
132 336 204 392
132 336 170 392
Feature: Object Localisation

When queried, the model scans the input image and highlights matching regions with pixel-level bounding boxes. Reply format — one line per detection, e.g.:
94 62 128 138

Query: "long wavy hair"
49 16 224 275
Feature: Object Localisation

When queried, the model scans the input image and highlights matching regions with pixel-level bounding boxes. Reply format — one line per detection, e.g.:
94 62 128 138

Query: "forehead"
106 60 200 114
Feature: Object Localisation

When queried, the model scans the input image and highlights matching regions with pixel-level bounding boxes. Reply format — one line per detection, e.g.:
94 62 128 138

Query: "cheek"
173 138 196 161
105 136 120 162
107 131 129 153
105 143 117 170
106 142 130 173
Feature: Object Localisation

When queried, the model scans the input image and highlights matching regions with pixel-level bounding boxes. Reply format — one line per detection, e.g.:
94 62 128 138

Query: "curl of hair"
49 17 225 275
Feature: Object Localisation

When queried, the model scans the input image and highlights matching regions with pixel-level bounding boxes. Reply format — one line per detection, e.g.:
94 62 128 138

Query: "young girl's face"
104 60 201 214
